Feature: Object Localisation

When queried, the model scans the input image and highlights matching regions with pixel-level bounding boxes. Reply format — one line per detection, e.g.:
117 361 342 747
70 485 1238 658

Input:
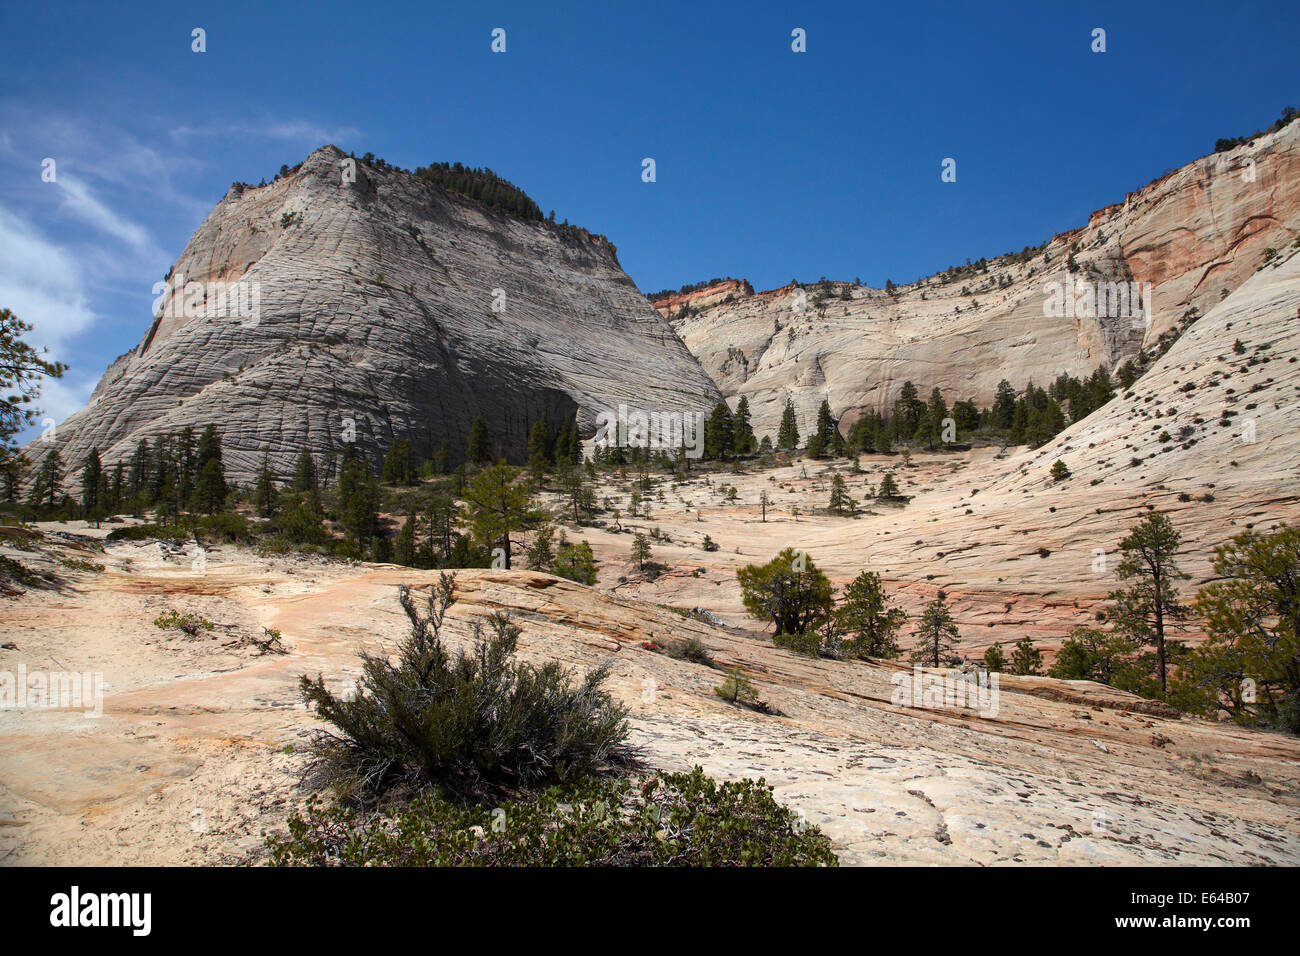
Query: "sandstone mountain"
662 121 1300 441
29 146 721 485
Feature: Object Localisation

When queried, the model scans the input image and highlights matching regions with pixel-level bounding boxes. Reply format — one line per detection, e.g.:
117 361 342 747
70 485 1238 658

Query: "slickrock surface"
555 244 1300 657
2 546 1297 867
666 124 1300 441
27 146 720 486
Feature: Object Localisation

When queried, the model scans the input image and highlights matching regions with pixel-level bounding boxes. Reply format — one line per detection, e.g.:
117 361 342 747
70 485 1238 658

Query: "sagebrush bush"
299 573 634 803
267 766 837 866
665 636 713 664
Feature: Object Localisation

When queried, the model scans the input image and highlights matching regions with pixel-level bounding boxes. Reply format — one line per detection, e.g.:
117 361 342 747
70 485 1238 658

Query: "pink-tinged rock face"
670 123 1300 444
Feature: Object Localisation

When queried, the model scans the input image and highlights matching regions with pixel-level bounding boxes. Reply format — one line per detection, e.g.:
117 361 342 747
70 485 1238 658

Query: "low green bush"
267 766 837 867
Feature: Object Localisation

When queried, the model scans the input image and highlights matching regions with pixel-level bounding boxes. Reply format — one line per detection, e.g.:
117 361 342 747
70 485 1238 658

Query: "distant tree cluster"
644 277 743 301
413 161 545 221
1213 105 1298 153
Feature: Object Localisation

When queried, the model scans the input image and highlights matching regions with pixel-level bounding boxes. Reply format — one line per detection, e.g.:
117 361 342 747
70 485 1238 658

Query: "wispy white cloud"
53 174 161 257
168 118 360 148
0 205 98 353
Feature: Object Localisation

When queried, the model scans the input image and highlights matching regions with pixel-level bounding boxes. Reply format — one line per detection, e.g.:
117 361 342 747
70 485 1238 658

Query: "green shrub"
59 558 105 573
153 609 214 635
298 573 633 803
773 630 824 656
106 522 179 542
198 511 250 541
714 667 761 706
267 766 837 866
665 636 713 665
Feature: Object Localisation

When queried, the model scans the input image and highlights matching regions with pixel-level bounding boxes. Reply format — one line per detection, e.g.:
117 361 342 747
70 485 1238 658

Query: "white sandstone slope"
30 146 722 485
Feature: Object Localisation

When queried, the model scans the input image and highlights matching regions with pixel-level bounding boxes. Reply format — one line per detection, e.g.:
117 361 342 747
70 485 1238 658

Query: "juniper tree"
737 548 833 636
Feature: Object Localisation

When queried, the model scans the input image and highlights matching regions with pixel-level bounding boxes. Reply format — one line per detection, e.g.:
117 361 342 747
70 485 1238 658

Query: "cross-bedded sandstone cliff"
665 123 1300 441
32 146 722 484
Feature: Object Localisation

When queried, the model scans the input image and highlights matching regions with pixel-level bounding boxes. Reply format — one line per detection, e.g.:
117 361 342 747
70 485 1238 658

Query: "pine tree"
176 426 197 507
983 642 1006 672
193 425 226 513
253 453 277 517
552 539 598 585
337 445 380 549
1008 637 1043 676
704 402 734 461
80 448 103 526
128 438 151 506
732 396 756 456
828 473 856 515
911 593 960 667
394 514 416 566
1107 512 1189 694
382 438 415 485
927 388 949 447
526 525 555 571
808 400 838 459
526 415 554 474
992 379 1017 429
876 472 901 498
893 381 923 438
463 463 537 569
836 571 905 658
776 398 800 450
292 450 318 493
27 447 62 510
466 416 494 465
631 532 652 570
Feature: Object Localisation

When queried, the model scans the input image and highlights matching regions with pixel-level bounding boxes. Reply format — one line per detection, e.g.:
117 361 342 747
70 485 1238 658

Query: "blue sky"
1 0 1297 430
